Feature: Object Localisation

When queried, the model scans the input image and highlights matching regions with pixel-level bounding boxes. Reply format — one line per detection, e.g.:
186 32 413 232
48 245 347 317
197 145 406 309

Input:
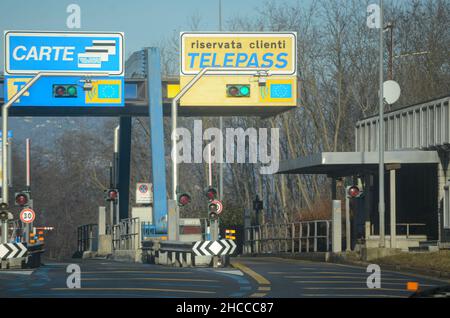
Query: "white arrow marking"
192 241 202 256
229 240 237 254
0 244 9 260
200 241 211 256
7 243 18 259
220 239 231 255
16 244 27 258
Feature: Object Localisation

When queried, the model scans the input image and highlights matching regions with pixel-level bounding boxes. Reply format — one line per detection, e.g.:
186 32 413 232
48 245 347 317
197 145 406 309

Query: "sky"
0 0 296 68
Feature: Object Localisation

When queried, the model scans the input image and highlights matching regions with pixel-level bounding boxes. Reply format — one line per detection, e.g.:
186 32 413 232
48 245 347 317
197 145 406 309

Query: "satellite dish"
383 80 401 104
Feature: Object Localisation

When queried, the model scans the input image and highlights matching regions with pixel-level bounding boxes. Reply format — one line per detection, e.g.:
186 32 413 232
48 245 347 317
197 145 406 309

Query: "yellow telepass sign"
181 32 297 75
179 32 298 108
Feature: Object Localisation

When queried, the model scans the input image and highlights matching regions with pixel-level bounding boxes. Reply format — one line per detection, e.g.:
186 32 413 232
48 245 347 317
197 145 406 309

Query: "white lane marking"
304 287 411 292
0 270 34 275
302 293 408 298
287 276 416 281
295 281 435 287
216 270 244 276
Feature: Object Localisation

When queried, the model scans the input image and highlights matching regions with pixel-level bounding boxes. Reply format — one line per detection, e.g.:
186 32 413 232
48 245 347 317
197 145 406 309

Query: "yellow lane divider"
231 262 271 298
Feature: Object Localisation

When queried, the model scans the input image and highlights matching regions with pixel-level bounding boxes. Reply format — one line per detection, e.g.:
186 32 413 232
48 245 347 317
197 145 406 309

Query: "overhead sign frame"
180 32 297 76
4 31 124 75
178 31 298 108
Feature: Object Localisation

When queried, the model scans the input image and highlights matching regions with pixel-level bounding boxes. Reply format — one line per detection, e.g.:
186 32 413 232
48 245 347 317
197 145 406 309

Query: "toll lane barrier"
0 242 44 269
142 239 237 268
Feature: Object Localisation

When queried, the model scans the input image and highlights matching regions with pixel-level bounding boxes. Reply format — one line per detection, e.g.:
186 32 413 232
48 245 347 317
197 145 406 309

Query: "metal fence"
77 224 98 253
355 96 450 152
244 220 332 254
112 217 140 250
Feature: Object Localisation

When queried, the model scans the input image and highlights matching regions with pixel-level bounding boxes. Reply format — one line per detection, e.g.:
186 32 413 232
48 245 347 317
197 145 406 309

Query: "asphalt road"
0 258 256 298
0 257 448 298
231 257 450 298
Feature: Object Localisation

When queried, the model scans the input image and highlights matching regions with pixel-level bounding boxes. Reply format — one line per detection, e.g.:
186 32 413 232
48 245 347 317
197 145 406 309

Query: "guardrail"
77 224 98 253
244 220 332 254
113 217 140 250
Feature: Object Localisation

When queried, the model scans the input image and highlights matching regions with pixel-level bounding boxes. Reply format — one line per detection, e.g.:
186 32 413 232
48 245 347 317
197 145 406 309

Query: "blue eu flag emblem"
270 84 292 99
98 84 120 99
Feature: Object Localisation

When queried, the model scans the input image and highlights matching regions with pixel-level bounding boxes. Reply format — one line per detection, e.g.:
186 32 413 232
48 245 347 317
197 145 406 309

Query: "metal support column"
146 47 168 234
345 193 351 251
118 116 132 220
390 169 397 248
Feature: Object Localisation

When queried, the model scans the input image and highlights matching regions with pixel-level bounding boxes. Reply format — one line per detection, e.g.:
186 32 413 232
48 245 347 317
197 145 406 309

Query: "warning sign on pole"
136 183 153 205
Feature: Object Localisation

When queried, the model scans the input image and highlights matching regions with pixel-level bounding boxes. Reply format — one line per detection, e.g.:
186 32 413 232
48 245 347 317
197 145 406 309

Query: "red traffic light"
55 85 66 96
204 187 218 201
108 189 118 200
177 193 191 207
348 186 360 198
15 193 28 206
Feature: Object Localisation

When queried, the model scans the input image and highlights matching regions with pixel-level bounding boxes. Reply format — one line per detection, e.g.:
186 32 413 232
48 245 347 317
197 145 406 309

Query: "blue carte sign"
4 31 124 75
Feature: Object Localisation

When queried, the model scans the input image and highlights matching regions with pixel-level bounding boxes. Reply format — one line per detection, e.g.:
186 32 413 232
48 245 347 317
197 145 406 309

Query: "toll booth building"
278 96 450 252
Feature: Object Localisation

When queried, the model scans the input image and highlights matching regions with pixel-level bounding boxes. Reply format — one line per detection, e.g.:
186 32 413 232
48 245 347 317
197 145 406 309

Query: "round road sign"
210 200 223 215
139 184 148 193
20 208 35 224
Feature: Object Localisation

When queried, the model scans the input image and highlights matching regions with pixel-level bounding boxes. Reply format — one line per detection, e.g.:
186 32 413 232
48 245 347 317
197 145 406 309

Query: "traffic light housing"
209 202 219 219
177 192 191 207
105 189 118 202
226 84 250 97
0 203 12 222
253 195 263 211
15 191 30 207
53 84 78 98
347 185 363 198
208 200 223 219
204 187 218 202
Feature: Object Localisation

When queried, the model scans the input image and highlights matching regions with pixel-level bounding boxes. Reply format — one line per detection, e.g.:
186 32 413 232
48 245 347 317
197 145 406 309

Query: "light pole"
171 67 270 201
378 0 386 248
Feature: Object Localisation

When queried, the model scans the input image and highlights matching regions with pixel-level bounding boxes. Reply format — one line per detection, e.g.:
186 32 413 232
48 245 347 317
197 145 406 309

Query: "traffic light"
15 191 30 207
53 84 78 98
204 186 218 201
0 203 12 222
347 185 362 198
226 84 250 97
177 192 191 207
105 189 118 202
253 195 263 211
208 200 223 219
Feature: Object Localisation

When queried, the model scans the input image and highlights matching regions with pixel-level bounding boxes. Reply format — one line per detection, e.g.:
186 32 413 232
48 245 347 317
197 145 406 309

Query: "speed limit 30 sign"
20 208 35 224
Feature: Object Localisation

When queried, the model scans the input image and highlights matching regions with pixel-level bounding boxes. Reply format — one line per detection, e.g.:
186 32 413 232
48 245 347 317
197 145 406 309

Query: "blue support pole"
146 47 168 234
118 116 132 220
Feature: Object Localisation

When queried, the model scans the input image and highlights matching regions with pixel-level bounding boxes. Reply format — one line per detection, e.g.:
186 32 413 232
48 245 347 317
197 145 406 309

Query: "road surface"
0 257 447 298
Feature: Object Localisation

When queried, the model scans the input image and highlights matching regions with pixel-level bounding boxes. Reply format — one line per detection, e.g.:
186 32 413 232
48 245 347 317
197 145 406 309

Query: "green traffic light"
67 85 77 96
239 85 250 96
226 84 250 97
